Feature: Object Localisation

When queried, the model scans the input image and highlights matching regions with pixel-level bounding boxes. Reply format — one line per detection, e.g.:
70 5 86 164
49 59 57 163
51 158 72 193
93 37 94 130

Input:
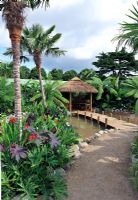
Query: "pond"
69 116 102 139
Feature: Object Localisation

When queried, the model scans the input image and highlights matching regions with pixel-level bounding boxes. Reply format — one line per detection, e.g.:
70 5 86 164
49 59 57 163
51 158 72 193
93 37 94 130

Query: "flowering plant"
1 110 78 199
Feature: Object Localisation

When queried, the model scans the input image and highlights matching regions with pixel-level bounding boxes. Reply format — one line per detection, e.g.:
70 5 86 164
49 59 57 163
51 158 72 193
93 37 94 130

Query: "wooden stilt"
105 118 108 127
97 116 100 124
77 110 79 119
69 92 72 112
90 93 92 112
102 111 105 115
85 111 87 120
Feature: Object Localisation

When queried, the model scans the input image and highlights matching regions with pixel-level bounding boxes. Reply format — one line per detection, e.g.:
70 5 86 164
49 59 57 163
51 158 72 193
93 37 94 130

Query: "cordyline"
0 0 50 131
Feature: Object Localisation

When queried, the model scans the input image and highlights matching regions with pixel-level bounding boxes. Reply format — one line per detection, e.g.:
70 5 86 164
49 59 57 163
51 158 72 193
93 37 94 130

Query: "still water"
69 116 101 139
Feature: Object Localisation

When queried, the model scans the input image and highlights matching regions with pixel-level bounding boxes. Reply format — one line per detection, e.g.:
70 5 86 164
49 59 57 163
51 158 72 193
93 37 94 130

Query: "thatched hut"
59 77 97 111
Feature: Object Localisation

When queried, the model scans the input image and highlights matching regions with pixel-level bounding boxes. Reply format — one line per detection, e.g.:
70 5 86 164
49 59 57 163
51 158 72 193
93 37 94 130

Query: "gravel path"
66 130 138 200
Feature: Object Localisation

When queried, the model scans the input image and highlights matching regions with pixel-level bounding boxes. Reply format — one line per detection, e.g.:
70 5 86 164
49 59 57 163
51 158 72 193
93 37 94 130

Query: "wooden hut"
59 77 97 112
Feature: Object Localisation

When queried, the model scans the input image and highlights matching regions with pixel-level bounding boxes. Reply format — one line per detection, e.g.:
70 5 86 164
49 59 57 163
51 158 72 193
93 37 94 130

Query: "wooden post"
69 92 72 112
102 111 105 115
105 118 108 127
85 111 87 120
127 117 130 123
90 93 92 112
93 109 96 113
110 113 113 117
119 115 121 120
97 116 100 124
91 113 93 120
77 110 79 119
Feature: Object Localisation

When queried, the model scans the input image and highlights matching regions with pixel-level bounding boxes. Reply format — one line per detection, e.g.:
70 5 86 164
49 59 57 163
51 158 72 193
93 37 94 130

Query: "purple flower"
10 144 27 162
0 144 5 152
49 133 60 149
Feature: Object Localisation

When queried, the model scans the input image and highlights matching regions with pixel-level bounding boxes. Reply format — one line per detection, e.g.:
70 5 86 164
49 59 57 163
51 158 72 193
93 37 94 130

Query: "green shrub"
131 138 138 158
129 162 138 191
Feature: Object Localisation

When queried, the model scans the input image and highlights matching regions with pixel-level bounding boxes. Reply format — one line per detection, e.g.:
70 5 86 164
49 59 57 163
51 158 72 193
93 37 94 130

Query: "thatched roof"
59 77 98 93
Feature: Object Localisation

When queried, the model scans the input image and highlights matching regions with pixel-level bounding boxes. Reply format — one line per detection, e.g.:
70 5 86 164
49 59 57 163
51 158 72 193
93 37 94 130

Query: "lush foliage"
130 138 138 190
0 106 79 199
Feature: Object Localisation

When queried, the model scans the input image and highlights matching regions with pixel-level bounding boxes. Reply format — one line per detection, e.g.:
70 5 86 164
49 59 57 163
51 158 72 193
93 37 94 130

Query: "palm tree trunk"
9 27 22 121
34 51 47 109
38 67 47 109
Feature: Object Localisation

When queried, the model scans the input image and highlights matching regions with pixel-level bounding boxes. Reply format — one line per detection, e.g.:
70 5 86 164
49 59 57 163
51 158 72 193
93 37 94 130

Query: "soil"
66 130 138 200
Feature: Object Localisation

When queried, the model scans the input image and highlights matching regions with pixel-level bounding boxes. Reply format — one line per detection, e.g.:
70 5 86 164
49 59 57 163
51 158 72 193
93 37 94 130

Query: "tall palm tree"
21 24 65 109
113 4 138 51
0 0 49 121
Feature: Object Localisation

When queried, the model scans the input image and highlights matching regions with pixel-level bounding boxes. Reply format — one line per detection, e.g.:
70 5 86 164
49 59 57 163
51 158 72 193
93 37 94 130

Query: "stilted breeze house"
59 77 98 112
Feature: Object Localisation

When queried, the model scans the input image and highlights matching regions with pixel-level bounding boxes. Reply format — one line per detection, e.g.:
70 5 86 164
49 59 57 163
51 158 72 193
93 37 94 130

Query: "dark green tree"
20 66 30 79
93 48 138 78
0 62 13 78
63 70 77 81
29 67 47 79
79 68 96 80
50 68 63 80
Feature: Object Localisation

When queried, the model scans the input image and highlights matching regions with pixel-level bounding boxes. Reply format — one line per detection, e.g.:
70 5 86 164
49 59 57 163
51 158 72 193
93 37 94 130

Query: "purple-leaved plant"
10 144 27 162
0 144 5 152
49 133 59 149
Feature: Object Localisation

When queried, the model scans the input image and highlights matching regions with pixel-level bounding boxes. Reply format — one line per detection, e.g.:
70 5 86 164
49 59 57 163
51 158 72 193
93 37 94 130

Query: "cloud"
0 0 137 71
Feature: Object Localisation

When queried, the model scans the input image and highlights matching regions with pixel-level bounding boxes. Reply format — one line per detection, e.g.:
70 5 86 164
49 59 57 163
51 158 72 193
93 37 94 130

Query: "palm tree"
113 4 138 51
0 0 50 121
21 24 65 109
122 77 138 114
4 47 29 63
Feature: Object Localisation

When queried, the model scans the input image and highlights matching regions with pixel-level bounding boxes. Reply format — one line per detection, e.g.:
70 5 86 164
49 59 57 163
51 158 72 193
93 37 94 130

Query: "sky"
0 0 137 72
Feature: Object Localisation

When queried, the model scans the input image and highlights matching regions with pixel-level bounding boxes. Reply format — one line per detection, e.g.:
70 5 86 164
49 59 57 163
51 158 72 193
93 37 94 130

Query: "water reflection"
69 116 101 139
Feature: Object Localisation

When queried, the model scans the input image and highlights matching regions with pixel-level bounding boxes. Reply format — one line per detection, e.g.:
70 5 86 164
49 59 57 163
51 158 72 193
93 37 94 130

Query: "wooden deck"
72 110 138 131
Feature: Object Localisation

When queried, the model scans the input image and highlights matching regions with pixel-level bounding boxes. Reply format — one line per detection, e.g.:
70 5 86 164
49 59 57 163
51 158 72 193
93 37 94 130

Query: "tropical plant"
0 105 79 199
79 68 96 80
121 77 138 114
87 77 104 100
113 4 138 52
0 77 14 113
0 61 13 78
21 24 65 109
0 0 50 121
33 81 69 108
129 161 138 191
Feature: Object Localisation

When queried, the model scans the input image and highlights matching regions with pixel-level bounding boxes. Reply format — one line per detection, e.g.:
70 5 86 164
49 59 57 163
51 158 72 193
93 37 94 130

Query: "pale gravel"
66 130 138 200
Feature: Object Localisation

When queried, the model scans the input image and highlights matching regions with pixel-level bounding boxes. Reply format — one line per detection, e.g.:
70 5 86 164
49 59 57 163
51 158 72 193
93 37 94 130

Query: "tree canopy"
92 48 138 78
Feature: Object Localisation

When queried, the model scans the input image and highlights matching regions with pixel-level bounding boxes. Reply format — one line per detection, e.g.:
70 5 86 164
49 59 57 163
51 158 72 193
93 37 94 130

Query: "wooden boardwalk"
72 110 138 131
